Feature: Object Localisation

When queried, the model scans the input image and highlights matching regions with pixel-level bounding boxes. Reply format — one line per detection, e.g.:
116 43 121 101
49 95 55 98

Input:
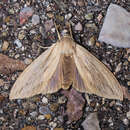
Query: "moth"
9 28 123 100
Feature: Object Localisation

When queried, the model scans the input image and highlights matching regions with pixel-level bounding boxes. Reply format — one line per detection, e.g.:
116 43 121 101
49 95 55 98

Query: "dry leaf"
10 35 123 100
82 112 101 130
0 54 26 75
62 88 85 122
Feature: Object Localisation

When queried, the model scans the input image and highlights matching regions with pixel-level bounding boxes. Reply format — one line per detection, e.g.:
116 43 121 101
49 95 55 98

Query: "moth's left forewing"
9 42 62 99
73 44 123 100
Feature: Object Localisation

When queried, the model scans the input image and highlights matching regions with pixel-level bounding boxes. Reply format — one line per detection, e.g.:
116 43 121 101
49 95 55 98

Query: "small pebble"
85 23 98 31
44 19 54 32
57 116 64 122
96 42 101 47
20 7 34 25
65 13 72 20
88 36 96 46
77 0 85 6
47 12 54 18
37 115 45 120
15 54 20 58
109 122 114 126
14 39 22 48
19 109 26 116
122 118 129 125
115 63 122 73
126 111 130 119
32 14 40 25
49 121 57 128
4 84 9 90
44 114 52 120
18 30 25 40
127 81 130 86
39 106 51 115
49 103 59 112
0 109 3 114
2 41 9 51
97 13 103 22
85 13 93 20
75 22 83 31
42 96 48 104
30 111 38 118
24 58 32 65
0 79 4 86
58 96 67 104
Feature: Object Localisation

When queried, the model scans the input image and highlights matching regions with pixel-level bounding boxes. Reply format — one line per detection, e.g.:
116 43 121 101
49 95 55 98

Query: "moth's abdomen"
61 54 75 89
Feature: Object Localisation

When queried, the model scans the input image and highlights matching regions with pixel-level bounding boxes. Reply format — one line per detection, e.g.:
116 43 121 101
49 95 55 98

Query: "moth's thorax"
57 36 76 55
56 36 75 90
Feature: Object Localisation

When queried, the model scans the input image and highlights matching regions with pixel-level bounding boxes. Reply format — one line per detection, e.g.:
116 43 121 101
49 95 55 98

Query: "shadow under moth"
9 28 123 100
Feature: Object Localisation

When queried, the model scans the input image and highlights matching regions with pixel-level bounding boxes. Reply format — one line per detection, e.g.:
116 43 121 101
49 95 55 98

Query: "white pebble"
65 13 72 20
127 111 130 119
123 118 129 125
42 96 48 104
30 111 38 117
38 115 45 120
14 39 22 48
49 121 57 128
75 22 83 31
32 14 40 25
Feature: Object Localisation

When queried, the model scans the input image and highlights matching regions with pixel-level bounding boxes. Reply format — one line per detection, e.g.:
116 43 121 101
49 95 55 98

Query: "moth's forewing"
9 44 62 99
73 44 123 100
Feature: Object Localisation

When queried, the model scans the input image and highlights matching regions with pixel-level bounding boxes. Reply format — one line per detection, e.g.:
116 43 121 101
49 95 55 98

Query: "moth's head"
59 29 73 41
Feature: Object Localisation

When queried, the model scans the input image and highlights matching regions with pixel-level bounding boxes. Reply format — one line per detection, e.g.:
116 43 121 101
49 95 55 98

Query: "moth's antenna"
54 22 61 40
68 22 73 39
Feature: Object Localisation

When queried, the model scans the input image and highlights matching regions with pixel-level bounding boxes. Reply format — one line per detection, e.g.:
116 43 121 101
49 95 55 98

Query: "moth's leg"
85 93 90 105
66 22 73 39
54 22 61 40
37 44 50 49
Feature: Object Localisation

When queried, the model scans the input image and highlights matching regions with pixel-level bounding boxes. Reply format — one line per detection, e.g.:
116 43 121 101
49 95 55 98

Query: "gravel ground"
0 0 130 130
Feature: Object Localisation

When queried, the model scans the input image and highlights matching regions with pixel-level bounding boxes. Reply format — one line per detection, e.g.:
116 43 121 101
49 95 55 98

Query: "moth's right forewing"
10 43 62 99
73 44 123 100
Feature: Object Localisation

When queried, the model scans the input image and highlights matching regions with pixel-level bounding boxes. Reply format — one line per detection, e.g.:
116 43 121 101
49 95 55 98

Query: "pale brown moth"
9 25 123 100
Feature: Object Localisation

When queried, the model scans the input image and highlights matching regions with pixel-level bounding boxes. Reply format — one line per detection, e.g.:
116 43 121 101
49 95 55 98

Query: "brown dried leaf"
62 88 85 123
0 54 26 75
